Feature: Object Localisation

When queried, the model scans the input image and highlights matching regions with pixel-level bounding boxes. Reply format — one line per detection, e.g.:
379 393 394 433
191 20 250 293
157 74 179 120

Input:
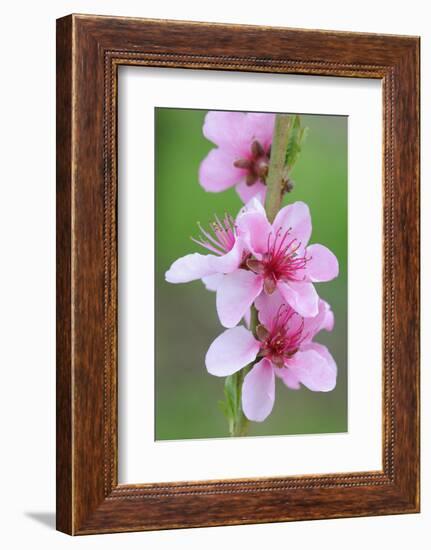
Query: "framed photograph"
56 14 420 534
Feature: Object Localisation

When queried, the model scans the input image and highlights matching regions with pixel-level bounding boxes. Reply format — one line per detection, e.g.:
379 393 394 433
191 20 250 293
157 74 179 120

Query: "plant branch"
229 305 258 436
225 114 294 437
265 114 292 223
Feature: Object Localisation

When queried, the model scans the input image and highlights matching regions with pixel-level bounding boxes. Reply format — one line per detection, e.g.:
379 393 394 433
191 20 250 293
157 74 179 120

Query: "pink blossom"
165 213 244 283
199 111 276 203
165 198 338 328
165 202 265 329
205 292 336 422
234 198 339 318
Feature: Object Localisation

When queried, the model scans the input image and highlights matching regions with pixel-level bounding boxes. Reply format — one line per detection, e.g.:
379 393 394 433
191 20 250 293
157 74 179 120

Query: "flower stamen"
258 305 307 367
192 214 237 255
260 228 311 287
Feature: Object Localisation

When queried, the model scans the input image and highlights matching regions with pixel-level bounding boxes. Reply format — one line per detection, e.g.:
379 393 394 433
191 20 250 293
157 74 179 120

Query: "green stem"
265 114 292 223
229 368 248 436
227 114 293 437
230 306 258 436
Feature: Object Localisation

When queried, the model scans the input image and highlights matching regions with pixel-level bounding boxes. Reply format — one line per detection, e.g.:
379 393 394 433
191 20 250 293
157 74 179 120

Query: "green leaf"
224 374 237 416
218 400 229 417
217 375 237 435
220 369 252 437
218 399 234 434
285 115 308 170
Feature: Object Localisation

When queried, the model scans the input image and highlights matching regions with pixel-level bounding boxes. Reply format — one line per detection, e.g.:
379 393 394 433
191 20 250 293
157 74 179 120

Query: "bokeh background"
155 108 347 440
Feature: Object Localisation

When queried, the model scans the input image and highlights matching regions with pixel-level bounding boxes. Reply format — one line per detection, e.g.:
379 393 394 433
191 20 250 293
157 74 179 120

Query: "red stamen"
259 305 307 366
258 228 311 287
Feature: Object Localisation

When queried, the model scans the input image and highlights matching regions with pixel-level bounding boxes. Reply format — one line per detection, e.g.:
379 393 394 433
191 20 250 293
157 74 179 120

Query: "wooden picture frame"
56 14 420 535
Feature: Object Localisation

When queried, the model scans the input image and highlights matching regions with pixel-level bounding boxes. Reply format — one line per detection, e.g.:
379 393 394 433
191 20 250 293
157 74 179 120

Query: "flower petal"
276 367 301 390
199 148 244 192
242 358 275 421
286 344 337 392
235 179 267 204
205 326 260 377
306 244 339 282
322 304 335 332
165 253 214 283
202 273 224 292
202 111 251 154
238 196 266 218
277 280 319 317
236 208 272 257
216 270 264 328
209 237 244 274
272 202 312 253
302 299 335 341
243 113 276 150
255 289 285 328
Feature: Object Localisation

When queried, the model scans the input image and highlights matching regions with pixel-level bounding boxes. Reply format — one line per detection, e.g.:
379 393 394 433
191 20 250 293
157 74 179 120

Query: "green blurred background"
155 108 347 440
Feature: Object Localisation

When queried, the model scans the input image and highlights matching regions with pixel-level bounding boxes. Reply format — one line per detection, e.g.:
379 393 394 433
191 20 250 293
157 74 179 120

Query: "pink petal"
216 270 264 328
165 253 214 283
202 111 251 154
307 342 336 365
242 358 275 421
205 326 260 377
235 196 266 225
256 291 333 338
255 290 285 328
276 367 301 390
277 280 319 317
286 343 337 392
236 209 272 257
244 308 251 328
209 237 244 274
238 196 266 218
235 179 267 204
305 244 339 282
322 305 335 332
199 148 244 192
272 202 312 253
302 299 335 341
243 113 276 150
202 273 224 291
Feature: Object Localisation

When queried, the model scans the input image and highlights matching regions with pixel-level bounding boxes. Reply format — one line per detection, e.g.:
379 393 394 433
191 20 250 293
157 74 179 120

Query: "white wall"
0 1 427 548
